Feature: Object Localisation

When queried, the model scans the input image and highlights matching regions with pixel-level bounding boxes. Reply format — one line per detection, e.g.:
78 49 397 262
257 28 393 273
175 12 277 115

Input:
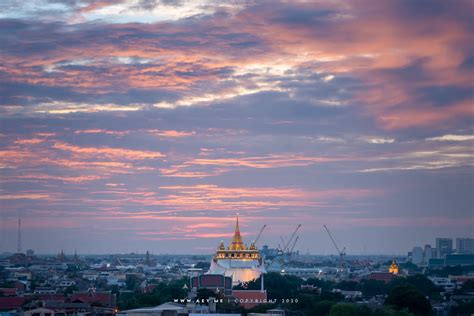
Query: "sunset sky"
0 0 473 255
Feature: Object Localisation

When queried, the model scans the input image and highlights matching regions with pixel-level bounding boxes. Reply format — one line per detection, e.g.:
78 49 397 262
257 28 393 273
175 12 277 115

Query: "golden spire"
389 259 399 275
230 215 246 250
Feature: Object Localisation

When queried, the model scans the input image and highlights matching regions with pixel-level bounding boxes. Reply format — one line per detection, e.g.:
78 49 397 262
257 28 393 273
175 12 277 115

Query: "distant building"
423 244 435 264
429 277 456 293
436 238 453 259
428 258 445 268
119 302 194 316
449 275 474 284
34 287 56 295
411 247 423 265
261 245 279 258
0 288 17 297
456 238 474 254
0 297 27 311
332 289 362 300
23 307 55 316
445 254 474 266
232 290 267 309
71 290 116 308
368 272 395 283
190 274 233 296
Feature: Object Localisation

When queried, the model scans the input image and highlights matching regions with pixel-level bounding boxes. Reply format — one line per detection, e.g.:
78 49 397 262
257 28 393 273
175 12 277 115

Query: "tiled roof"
0 297 27 310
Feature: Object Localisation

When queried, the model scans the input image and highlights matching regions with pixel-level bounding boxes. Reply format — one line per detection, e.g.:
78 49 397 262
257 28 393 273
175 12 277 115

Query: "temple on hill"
389 260 399 275
207 216 266 285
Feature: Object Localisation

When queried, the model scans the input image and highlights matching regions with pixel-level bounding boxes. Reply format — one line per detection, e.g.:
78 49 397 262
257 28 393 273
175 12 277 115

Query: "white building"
24 307 55 316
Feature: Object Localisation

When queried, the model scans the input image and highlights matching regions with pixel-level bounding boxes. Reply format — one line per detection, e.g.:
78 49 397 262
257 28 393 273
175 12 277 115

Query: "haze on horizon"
0 0 473 256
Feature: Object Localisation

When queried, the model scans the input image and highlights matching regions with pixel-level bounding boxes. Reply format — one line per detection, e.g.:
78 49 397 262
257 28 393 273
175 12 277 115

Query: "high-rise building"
436 238 453 259
456 238 474 254
423 244 435 264
412 247 423 265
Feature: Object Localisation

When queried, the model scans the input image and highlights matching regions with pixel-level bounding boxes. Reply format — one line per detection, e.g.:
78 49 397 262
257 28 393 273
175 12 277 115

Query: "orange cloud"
160 154 347 177
52 141 164 160
148 129 196 137
14 138 47 145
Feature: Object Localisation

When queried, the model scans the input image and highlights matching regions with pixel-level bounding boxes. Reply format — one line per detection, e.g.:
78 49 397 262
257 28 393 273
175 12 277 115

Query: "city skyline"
0 0 473 255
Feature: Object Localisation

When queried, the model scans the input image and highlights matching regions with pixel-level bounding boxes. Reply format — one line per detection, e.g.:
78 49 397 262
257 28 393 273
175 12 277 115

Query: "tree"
329 303 363 316
385 285 432 316
305 277 335 291
460 279 474 293
399 262 421 273
312 300 335 316
117 278 188 310
448 301 474 316
64 284 79 296
234 273 303 300
125 274 140 291
389 274 440 299
358 279 388 297
335 280 358 291
373 307 415 316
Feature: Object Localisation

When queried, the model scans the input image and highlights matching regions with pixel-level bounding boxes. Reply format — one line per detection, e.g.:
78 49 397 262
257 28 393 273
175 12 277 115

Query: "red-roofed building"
15 281 27 292
0 288 17 297
70 291 116 308
232 290 267 309
449 275 474 284
190 274 233 296
27 294 65 302
368 272 396 283
0 297 27 311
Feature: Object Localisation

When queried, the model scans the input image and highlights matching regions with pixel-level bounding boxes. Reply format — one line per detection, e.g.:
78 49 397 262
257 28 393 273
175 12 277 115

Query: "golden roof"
213 216 261 261
389 260 399 274
229 216 246 251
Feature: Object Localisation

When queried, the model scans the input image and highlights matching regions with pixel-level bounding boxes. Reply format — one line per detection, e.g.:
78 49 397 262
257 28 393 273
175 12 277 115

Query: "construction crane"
289 236 299 254
253 224 267 245
279 236 286 251
323 224 346 269
283 224 301 253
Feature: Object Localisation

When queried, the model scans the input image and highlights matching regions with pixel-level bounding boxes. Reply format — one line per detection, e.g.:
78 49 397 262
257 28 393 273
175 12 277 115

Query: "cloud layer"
0 0 472 254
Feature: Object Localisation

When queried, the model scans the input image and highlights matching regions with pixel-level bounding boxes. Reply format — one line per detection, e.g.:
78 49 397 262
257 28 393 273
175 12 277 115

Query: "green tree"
234 273 303 300
305 277 335 291
448 301 474 316
373 307 414 316
389 274 440 299
385 285 432 316
312 300 336 316
335 280 358 291
358 279 388 297
64 284 79 296
125 274 140 291
328 303 366 316
460 279 474 292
